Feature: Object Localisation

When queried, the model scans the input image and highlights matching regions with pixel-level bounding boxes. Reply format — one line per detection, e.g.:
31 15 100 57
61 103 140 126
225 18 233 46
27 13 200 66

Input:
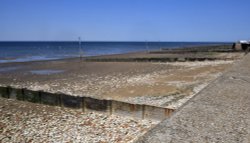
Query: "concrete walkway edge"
136 54 250 143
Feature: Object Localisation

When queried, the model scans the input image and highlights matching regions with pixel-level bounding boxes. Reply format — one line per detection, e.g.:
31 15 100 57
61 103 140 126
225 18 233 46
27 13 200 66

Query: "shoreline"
0 44 244 109
0 44 233 64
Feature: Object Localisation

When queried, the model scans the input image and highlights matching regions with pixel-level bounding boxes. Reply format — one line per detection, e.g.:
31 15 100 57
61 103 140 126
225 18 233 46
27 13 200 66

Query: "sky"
0 0 250 42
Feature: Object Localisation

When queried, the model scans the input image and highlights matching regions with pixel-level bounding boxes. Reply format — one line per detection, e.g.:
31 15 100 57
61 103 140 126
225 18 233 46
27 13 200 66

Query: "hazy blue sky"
0 0 249 42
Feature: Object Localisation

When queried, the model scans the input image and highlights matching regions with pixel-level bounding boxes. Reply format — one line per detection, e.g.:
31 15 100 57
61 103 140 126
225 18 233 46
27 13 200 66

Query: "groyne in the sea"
0 86 174 121
84 44 237 62
85 57 234 62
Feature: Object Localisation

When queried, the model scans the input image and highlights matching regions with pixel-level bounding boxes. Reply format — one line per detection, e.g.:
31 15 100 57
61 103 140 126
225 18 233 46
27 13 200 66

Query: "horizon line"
0 40 233 43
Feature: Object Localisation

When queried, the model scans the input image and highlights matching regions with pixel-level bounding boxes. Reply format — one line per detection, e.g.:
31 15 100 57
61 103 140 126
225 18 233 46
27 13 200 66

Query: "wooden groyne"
85 57 234 62
0 86 174 121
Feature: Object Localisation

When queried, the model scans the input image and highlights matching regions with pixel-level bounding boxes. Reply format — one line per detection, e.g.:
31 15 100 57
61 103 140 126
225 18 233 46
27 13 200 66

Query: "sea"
0 41 230 63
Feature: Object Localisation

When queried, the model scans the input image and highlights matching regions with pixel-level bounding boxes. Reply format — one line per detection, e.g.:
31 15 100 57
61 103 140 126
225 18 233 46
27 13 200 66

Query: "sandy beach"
0 45 244 109
0 45 246 142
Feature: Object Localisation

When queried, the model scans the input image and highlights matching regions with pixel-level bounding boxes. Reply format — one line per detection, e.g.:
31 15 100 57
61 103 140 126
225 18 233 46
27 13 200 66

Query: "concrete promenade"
137 54 250 142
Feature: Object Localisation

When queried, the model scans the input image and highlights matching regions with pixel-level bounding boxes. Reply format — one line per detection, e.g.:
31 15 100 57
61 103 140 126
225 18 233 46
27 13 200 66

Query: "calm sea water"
0 41 229 63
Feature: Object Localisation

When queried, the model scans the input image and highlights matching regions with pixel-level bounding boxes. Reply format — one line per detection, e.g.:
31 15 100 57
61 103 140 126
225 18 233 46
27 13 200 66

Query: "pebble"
0 98 156 143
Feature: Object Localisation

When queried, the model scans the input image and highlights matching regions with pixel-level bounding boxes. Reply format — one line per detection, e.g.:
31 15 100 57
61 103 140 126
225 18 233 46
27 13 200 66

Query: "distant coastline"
0 41 231 63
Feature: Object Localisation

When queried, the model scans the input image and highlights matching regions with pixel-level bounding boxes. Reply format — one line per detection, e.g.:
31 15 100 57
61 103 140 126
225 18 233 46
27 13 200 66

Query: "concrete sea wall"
135 53 250 142
0 86 174 121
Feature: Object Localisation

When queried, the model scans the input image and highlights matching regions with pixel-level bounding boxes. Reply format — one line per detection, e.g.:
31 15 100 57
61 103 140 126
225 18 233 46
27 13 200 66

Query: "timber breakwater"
0 86 174 121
